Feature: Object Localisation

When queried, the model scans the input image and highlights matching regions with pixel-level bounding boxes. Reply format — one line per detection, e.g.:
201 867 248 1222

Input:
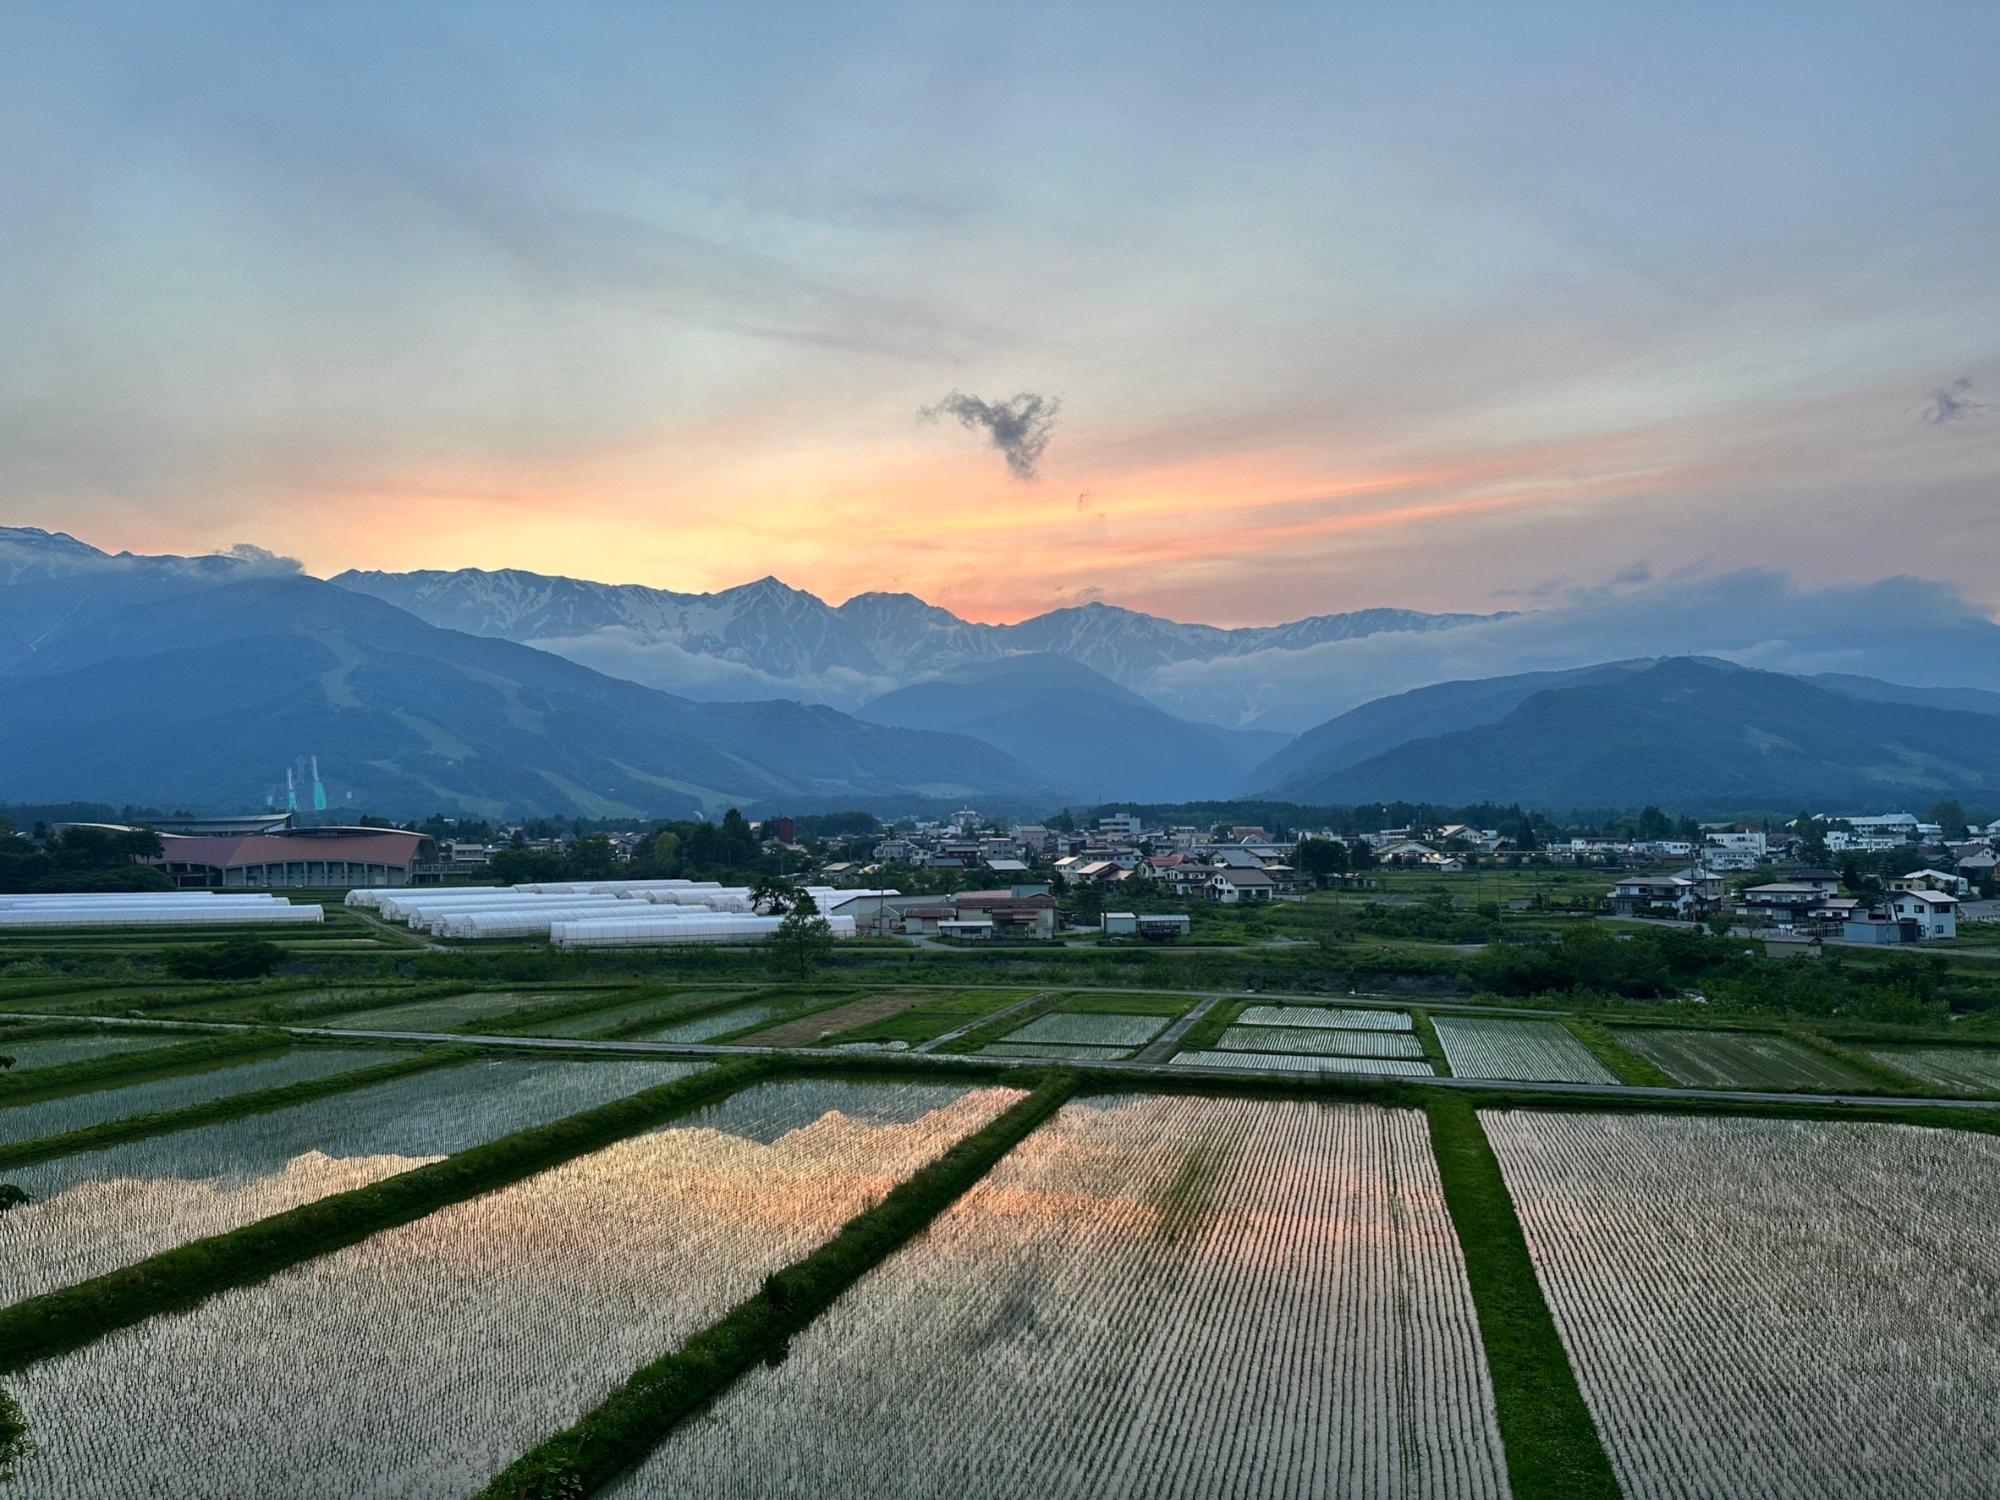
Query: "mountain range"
1250 657 2000 812
7 525 2000 818
333 564 1502 712
0 528 1053 817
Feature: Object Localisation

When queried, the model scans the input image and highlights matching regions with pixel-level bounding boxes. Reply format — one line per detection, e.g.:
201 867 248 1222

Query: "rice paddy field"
8 951 2000 1498
3 1056 703 1299
0 1046 409 1148
1862 1046 2000 1094
508 992 745 1038
1484 1112 2000 1498
1169 1050 1439 1077
1209 1024 1429 1059
620 999 802 1043
1612 1027 1876 1090
1431 1018 1618 1084
1001 1012 1167 1048
311 989 604 1032
0 1030 168 1071
612 1096 1507 1499
8 1079 1022 1497
1236 1004 1415 1031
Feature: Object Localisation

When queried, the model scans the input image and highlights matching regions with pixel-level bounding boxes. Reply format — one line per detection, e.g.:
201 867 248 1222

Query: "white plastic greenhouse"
0 901 323 928
436 902 659 940
549 913 858 948
396 900 628 936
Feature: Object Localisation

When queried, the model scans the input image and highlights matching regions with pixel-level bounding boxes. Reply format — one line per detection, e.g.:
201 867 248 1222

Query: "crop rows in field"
615 1095 1506 1499
815 989 1037 1049
0 1031 165 1071
624 1000 804 1043
0 1047 409 1150
1170 1050 1437 1077
1005 1012 1167 1048
10 1079 1022 1498
1431 1018 1617 1084
1862 1046 2000 1094
4 1056 706 1302
1212 1025 1427 1059
1612 1028 1873 1090
1236 1004 1413 1031
1484 1111 2000 1499
315 990 598 1033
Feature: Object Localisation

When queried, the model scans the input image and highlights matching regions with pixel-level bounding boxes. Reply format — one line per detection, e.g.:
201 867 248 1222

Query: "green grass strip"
1426 1094 1621 1500
477 1069 1079 1500
0 1057 774 1374
0 1030 284 1108
1561 1017 1676 1088
1410 1008 1453 1076
0 1045 474 1171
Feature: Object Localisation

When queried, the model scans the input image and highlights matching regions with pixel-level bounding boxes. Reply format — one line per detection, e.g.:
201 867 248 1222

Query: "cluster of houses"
858 810 1337 906
1609 863 1983 946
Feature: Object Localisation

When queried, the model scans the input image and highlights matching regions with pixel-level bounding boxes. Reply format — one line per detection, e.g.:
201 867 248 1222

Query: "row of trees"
0 823 174 895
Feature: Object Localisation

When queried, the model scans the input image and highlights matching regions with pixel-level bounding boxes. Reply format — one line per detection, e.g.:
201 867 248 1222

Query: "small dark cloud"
1922 377 1986 425
1076 489 1094 512
919 390 1060 481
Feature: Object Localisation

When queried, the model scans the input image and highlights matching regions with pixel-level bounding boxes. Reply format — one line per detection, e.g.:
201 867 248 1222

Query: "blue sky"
3 1 1995 623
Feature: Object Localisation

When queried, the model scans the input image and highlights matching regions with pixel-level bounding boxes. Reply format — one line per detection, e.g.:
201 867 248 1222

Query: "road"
23 1010 1997 1114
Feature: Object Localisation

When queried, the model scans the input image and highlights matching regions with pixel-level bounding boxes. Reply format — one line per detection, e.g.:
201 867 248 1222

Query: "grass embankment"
1560 1017 1677 1088
933 990 1067 1053
1426 1095 1621 1500
0 1058 773 1373
803 988 1038 1049
1409 1009 1452 1076
477 1071 1078 1500
0 1046 475 1171
0 1031 285 1109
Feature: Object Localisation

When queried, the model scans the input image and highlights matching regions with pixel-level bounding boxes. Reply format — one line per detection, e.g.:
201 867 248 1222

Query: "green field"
1612 1028 1878 1091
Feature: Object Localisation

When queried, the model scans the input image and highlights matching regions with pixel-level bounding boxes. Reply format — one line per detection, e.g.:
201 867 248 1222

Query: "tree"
1928 799 1969 840
1793 811 1830 866
1291 837 1348 887
1635 805 1673 842
770 890 833 977
749 876 797 915
164 937 284 981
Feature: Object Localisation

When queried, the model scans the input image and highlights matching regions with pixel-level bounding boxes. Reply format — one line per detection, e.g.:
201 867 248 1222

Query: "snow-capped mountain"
332 563 1503 721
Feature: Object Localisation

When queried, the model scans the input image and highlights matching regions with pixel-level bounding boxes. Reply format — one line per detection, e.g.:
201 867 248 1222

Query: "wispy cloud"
919 391 1061 481
1922 377 1987 425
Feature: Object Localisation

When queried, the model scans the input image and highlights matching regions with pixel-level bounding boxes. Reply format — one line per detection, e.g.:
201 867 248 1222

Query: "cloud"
1922 377 1987 425
1142 566 2000 732
218 542 303 574
919 390 1060 480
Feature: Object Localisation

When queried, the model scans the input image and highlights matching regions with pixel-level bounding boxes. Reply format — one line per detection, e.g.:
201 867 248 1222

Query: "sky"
3 2 1997 626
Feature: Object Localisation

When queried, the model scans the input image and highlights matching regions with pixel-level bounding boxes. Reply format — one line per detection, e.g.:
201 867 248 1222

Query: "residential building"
1888 888 1959 940
1209 867 1276 903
